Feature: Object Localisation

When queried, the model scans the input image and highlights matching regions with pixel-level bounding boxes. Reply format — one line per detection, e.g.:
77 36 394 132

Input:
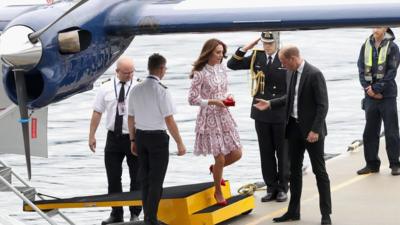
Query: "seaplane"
1 0 400 224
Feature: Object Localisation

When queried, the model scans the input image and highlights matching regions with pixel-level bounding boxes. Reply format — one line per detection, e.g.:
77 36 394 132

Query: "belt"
108 130 129 137
136 129 166 134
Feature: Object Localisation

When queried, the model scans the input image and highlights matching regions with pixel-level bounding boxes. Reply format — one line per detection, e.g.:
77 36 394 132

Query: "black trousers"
105 131 142 217
286 118 331 216
135 130 169 224
363 97 400 169
255 120 289 193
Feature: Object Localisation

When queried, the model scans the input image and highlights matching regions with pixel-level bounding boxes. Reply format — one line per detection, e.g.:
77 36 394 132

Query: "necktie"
267 56 273 68
114 81 125 136
288 71 298 115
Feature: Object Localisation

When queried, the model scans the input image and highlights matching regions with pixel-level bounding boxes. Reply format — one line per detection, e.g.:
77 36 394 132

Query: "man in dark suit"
227 32 289 202
254 45 332 225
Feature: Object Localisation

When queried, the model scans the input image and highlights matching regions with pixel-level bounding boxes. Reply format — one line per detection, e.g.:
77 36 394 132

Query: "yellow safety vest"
364 38 390 82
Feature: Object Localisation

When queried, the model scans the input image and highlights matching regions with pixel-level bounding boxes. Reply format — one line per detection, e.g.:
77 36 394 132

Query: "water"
1 28 400 224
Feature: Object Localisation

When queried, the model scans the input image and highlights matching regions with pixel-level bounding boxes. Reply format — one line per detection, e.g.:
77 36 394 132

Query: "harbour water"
1 28 400 224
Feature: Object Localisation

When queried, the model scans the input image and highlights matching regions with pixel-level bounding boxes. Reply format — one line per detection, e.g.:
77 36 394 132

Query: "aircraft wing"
105 0 400 35
0 3 45 33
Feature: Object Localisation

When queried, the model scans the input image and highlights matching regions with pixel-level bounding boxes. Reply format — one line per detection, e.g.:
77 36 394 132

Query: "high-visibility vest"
364 38 390 82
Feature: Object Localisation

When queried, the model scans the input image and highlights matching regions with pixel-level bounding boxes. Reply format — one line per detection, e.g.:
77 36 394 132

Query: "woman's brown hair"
190 38 227 79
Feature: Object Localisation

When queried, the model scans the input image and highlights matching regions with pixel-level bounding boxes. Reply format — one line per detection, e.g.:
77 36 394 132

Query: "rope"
238 182 266 195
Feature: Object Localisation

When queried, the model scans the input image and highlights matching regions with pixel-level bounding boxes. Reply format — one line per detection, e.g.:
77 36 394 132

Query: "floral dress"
188 64 242 156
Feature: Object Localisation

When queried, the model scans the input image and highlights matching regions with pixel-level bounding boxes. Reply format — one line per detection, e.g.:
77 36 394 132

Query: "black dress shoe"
130 214 140 222
321 214 332 225
391 167 400 176
357 166 379 175
261 192 276 202
276 192 287 202
101 216 123 225
273 212 300 222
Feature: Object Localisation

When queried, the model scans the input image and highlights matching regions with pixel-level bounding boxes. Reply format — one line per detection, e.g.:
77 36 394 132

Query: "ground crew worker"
89 56 142 224
357 27 400 176
128 53 186 225
227 32 289 202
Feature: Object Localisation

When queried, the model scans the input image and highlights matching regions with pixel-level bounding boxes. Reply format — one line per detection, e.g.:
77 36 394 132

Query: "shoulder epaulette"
101 78 111 84
158 82 168 89
253 49 264 54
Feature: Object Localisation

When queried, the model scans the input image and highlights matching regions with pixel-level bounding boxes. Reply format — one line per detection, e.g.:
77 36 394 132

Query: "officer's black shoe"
321 214 332 225
130 214 140 222
272 212 300 222
261 192 276 202
144 218 161 225
101 215 123 225
276 192 287 202
357 166 379 175
391 167 400 176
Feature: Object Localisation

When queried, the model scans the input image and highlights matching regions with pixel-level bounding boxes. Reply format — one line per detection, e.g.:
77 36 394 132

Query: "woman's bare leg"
224 148 242 167
213 154 225 202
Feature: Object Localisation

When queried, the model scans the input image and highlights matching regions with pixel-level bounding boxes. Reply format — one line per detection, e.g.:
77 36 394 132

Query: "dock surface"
225 140 400 225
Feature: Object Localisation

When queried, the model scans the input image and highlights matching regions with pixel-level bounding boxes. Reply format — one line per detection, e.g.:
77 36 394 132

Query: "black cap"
261 31 276 43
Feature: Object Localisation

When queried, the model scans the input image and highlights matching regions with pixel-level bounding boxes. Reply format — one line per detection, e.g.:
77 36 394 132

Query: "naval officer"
128 53 186 225
89 56 142 224
227 32 289 202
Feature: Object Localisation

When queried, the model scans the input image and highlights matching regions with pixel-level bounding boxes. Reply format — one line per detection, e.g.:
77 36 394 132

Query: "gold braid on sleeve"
249 51 265 97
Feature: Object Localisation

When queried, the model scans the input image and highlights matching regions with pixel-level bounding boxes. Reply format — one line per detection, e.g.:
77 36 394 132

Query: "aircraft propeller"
0 0 89 179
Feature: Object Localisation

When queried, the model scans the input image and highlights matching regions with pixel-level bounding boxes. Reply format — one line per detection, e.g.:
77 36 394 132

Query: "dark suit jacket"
228 48 287 123
270 61 329 138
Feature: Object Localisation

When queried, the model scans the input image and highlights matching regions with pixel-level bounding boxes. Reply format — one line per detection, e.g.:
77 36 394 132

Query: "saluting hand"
307 131 319 143
89 136 96 153
131 142 138 156
253 98 271 111
177 143 186 156
243 38 261 52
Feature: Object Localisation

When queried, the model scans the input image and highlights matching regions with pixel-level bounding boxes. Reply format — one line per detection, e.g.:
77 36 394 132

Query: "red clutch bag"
223 97 235 107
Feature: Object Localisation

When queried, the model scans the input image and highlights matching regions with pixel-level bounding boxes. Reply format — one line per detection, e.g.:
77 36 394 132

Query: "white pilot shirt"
291 60 305 119
128 75 176 130
93 76 137 134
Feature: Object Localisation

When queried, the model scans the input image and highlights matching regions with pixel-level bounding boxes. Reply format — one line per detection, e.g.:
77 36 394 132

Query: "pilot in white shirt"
127 53 186 225
89 56 142 224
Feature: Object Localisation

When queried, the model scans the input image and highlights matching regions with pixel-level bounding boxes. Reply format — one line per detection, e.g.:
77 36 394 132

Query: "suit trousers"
255 120 289 193
135 130 169 223
286 118 332 216
363 97 400 169
104 131 142 217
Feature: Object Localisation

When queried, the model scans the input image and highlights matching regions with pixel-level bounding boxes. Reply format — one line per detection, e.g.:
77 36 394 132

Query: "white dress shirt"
93 76 136 134
128 75 176 130
291 60 305 119
265 51 277 64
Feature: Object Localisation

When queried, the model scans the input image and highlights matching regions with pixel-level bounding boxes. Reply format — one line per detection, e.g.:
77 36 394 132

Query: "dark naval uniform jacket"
227 48 287 123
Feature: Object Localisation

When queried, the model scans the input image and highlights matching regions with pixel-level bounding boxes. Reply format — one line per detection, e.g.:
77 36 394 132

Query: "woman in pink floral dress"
188 38 243 205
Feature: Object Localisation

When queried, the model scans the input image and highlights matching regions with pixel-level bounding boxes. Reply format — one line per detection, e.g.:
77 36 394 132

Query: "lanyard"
114 78 132 100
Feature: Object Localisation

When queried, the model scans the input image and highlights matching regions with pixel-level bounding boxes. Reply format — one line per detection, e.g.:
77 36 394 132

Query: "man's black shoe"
130 215 140 222
321 214 332 225
261 192 276 202
357 166 379 175
101 216 123 225
276 192 287 202
272 212 300 222
392 167 400 176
